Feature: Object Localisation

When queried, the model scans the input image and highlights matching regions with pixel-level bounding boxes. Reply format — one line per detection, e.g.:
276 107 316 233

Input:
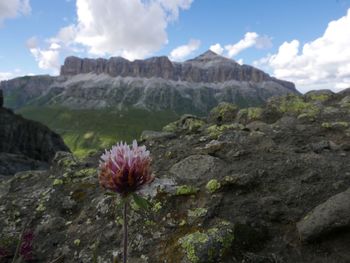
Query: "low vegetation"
18 106 178 157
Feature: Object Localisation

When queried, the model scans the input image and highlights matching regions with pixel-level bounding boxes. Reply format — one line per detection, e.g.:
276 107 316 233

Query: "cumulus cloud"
27 37 60 74
210 32 272 59
169 39 201 61
0 0 30 25
28 0 193 70
209 43 224 55
254 9 350 92
0 72 13 81
72 0 193 60
225 32 260 58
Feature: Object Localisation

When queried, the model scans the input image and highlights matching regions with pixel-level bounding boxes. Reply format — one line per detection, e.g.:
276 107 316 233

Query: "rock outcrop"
0 91 349 262
1 51 298 114
0 105 70 175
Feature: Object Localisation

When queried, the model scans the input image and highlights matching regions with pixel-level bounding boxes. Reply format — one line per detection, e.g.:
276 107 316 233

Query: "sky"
0 0 350 93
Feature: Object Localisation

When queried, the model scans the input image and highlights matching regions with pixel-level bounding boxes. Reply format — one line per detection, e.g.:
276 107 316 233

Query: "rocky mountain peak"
187 50 232 63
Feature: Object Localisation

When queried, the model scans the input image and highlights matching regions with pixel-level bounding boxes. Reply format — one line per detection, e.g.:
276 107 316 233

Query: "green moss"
206 124 240 139
322 121 349 129
272 95 320 118
179 222 235 263
176 185 199 196
188 208 208 218
209 102 238 123
73 168 97 178
163 116 205 133
152 202 162 213
206 179 221 193
179 232 209 263
74 239 81 246
36 202 46 212
307 93 330 102
162 122 178 133
186 119 206 132
53 179 64 186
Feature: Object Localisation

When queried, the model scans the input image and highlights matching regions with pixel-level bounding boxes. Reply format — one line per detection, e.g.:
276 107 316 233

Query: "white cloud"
210 32 272 59
169 39 201 61
27 37 61 74
29 48 60 73
237 58 244 65
209 43 224 55
255 9 350 92
72 0 193 60
225 32 260 58
0 0 30 25
0 72 13 81
29 0 193 67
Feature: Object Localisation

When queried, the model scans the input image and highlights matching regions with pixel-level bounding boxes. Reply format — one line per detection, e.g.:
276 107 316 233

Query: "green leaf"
132 193 151 210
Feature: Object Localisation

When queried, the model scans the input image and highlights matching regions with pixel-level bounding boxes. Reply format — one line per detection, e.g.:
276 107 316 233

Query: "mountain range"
0 51 298 156
1 50 297 113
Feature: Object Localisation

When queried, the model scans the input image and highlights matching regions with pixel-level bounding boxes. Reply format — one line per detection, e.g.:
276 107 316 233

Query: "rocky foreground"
1 89 350 262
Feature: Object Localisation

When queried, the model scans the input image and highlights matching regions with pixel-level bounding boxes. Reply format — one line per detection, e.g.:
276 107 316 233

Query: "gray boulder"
297 187 350 241
169 155 223 184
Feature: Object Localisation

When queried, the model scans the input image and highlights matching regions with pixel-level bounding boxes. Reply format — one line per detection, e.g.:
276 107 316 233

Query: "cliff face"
60 50 296 91
0 104 70 175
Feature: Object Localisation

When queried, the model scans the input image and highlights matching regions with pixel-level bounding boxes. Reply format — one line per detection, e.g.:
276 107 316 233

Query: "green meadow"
18 106 178 158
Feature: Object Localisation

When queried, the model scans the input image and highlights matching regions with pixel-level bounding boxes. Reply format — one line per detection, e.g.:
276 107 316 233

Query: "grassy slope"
18 107 178 158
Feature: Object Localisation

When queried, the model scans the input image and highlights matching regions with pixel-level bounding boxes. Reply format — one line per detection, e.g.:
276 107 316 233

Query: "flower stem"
123 200 128 263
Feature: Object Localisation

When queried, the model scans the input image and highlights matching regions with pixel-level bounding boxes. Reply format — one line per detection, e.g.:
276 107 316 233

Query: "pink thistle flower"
98 140 153 196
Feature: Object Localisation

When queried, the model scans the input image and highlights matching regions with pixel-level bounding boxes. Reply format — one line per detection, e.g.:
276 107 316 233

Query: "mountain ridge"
60 50 297 92
1 51 298 113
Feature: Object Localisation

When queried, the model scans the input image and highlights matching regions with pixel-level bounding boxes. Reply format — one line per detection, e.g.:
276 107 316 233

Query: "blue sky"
0 0 350 92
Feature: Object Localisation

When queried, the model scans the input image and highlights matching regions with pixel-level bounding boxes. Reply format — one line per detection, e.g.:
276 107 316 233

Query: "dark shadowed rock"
0 107 69 175
0 89 3 107
297 187 350 242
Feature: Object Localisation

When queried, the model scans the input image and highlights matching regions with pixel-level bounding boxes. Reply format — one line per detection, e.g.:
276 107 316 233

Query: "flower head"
98 140 153 196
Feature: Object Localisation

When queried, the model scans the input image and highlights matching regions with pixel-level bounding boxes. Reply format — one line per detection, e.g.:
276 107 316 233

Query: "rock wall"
60 51 296 92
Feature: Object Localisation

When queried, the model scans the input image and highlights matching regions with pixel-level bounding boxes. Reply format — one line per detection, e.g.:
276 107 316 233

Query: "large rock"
0 107 69 175
297 187 350 241
169 155 223 184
